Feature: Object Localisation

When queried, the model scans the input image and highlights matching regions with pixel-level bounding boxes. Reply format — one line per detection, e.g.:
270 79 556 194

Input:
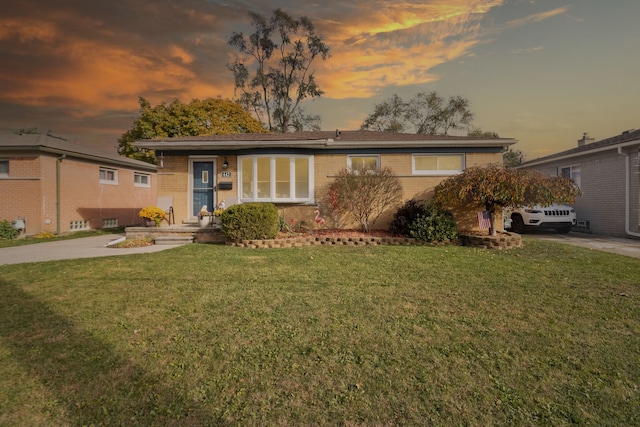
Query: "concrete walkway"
527 232 640 259
0 234 185 266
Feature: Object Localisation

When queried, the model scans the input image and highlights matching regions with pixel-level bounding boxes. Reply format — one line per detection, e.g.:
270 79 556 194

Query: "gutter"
521 139 640 168
618 146 640 238
56 154 66 234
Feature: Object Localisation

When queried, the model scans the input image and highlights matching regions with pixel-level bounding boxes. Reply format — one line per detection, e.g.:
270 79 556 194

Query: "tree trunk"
487 204 497 236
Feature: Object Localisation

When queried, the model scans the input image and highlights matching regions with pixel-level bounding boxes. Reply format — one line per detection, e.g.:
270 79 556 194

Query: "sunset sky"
1 1 638 160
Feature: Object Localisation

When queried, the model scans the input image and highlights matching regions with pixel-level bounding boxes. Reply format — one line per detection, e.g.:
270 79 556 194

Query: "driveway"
0 234 185 266
526 231 640 259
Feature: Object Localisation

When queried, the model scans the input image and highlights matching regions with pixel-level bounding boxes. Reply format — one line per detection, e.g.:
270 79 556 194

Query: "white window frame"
560 165 581 188
134 172 151 188
347 155 380 172
99 167 118 185
412 154 465 175
0 160 8 178
239 155 314 203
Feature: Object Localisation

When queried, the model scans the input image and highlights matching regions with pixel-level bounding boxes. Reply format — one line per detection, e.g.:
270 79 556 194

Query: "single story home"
518 129 640 238
0 132 158 235
135 130 516 231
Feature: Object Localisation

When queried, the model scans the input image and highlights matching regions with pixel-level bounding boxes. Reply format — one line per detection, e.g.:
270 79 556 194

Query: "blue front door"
193 161 215 216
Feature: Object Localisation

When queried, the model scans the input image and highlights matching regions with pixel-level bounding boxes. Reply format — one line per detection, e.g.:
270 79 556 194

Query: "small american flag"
477 211 492 229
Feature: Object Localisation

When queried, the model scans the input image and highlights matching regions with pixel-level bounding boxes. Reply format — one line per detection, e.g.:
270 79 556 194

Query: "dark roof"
134 130 517 150
0 132 156 171
521 128 640 167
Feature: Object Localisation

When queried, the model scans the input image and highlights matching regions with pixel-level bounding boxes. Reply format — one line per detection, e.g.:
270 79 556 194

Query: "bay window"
240 155 313 202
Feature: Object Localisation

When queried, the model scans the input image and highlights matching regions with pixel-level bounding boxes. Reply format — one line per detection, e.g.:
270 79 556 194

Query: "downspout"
56 154 66 234
618 147 640 238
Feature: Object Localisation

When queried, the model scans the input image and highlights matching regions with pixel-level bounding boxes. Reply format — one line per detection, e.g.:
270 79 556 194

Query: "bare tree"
228 9 330 133
361 91 474 135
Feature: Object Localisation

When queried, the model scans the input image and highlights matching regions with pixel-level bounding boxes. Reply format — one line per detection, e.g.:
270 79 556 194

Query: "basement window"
70 220 89 231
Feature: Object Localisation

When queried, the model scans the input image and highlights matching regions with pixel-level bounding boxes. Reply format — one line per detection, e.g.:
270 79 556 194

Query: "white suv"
505 204 576 234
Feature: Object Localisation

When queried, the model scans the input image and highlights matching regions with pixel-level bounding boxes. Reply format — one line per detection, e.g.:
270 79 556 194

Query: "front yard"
0 239 638 425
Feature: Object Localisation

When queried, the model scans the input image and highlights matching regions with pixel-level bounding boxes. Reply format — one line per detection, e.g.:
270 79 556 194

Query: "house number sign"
221 171 231 178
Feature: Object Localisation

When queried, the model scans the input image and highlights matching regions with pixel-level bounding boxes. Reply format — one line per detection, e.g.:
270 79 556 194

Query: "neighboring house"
518 129 640 238
135 130 516 231
0 132 157 236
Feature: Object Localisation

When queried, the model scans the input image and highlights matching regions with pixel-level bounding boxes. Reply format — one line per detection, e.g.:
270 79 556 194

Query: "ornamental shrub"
408 203 458 242
0 220 19 240
389 199 428 236
220 202 279 240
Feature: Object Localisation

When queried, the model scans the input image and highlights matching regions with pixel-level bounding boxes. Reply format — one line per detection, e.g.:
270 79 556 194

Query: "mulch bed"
278 228 398 239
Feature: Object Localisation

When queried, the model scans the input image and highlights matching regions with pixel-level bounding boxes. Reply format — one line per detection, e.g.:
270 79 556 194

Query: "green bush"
220 203 279 240
389 199 428 236
409 203 458 242
0 220 19 240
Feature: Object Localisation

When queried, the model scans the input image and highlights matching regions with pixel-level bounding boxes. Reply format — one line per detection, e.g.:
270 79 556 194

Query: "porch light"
222 157 229 169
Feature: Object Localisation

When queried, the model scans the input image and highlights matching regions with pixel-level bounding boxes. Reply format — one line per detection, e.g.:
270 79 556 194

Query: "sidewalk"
0 234 185 266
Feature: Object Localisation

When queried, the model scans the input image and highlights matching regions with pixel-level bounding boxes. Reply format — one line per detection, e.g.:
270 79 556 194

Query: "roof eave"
518 138 640 168
135 138 517 150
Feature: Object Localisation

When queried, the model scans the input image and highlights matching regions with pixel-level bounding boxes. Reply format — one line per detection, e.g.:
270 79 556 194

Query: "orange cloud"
315 1 501 99
0 17 225 116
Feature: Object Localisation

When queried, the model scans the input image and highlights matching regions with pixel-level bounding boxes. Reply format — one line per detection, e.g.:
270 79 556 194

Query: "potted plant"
212 208 224 226
138 206 167 227
197 205 211 227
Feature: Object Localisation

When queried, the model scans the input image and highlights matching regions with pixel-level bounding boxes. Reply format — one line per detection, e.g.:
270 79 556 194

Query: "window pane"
295 157 309 198
275 157 290 198
439 155 462 171
350 156 378 172
0 160 8 177
415 156 438 171
257 157 270 198
241 157 253 198
134 173 149 185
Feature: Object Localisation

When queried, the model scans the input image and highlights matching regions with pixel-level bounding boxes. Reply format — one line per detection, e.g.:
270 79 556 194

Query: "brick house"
518 129 640 238
135 130 516 231
0 132 157 235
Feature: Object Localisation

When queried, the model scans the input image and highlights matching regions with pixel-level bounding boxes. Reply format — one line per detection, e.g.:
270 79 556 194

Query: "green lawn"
1 239 638 426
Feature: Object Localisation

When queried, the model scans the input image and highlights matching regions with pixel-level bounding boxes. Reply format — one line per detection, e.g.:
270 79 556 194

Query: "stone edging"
226 236 456 248
459 232 522 249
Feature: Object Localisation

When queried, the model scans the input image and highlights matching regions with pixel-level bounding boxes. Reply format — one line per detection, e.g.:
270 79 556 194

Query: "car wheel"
556 226 572 234
511 215 525 234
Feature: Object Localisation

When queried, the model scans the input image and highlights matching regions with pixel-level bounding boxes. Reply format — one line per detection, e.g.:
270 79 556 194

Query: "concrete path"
527 232 640 259
0 234 185 266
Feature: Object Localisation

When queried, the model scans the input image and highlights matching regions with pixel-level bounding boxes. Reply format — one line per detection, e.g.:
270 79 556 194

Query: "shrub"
389 199 428 236
220 203 279 240
327 166 402 232
0 220 19 240
409 203 458 242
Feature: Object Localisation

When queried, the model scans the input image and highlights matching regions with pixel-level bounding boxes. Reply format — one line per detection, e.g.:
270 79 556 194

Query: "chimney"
578 132 594 147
